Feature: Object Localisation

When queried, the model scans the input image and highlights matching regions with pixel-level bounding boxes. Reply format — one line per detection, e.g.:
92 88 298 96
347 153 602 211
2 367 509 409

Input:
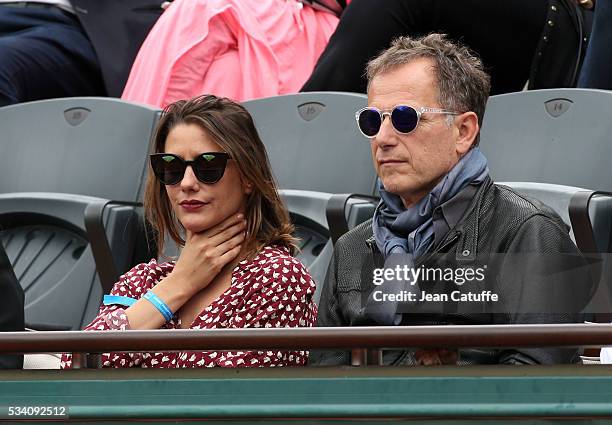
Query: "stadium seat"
0 98 161 330
480 88 612 190
243 92 374 195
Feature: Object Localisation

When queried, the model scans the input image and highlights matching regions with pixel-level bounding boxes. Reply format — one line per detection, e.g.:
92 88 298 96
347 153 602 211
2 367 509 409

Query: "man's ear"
455 111 479 155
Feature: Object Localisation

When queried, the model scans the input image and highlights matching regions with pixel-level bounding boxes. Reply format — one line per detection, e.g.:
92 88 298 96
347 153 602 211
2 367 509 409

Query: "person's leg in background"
578 0 612 89
301 0 549 95
301 0 429 94
0 5 105 107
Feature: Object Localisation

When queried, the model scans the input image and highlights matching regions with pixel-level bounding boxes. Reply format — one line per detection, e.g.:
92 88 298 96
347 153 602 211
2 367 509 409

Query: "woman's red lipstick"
180 200 207 211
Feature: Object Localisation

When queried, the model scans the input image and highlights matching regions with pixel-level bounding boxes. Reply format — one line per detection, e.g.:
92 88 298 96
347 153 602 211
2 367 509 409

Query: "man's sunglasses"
150 152 231 185
355 105 460 138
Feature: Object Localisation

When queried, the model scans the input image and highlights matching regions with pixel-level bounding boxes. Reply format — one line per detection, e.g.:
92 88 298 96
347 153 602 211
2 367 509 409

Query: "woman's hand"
575 0 595 10
171 213 247 293
123 213 246 330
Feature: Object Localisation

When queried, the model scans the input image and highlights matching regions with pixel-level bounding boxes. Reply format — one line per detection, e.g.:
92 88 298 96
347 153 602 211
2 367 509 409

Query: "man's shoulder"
335 219 374 251
489 183 567 227
483 183 573 252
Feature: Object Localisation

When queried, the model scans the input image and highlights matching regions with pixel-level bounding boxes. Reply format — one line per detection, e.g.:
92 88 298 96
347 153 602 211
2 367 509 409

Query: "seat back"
0 97 160 201
243 92 376 195
0 98 161 329
480 89 612 190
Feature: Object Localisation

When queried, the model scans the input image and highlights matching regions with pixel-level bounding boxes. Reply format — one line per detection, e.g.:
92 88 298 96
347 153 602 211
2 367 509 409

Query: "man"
0 0 163 107
311 34 592 366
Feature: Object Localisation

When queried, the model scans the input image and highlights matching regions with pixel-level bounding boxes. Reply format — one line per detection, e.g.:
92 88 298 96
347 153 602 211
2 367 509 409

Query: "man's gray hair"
366 34 491 145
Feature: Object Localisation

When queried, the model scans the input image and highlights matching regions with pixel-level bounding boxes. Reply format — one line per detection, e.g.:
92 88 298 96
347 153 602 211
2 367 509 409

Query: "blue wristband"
103 295 137 307
143 291 174 322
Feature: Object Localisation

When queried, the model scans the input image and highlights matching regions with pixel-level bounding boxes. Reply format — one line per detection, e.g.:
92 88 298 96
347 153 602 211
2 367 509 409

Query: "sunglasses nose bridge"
378 111 397 137
178 161 200 186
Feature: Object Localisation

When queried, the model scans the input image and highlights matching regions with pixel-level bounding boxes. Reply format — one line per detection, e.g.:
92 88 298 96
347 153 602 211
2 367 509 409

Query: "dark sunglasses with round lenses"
355 105 460 138
150 152 231 185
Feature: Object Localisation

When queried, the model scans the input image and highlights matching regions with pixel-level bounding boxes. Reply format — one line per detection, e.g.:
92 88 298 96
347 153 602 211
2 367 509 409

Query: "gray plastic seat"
243 92 375 195
480 88 612 190
0 97 161 329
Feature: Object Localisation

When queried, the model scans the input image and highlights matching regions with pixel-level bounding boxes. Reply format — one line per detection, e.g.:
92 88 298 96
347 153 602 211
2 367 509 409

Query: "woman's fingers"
207 213 245 238
214 230 246 257
206 219 247 247
174 213 247 292
217 244 243 269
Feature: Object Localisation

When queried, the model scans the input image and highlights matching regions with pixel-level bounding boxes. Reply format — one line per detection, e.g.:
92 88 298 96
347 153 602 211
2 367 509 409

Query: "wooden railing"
1 324 611 367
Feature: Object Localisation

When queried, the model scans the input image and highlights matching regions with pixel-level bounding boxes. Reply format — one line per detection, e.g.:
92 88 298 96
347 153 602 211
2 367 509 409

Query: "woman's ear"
243 180 254 194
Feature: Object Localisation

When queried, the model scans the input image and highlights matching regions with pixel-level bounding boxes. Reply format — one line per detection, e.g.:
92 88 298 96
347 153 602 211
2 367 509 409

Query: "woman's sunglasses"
150 152 231 185
355 105 460 138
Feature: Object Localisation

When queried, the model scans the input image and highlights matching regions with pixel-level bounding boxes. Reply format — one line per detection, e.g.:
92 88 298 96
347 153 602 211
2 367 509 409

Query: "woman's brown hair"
144 94 297 258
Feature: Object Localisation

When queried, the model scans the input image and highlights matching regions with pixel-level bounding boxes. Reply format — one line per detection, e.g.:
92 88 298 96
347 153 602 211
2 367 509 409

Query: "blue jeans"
578 0 612 89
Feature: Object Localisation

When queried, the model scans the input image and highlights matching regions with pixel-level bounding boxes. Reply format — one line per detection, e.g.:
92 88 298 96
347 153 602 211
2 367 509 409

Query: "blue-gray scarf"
372 147 489 259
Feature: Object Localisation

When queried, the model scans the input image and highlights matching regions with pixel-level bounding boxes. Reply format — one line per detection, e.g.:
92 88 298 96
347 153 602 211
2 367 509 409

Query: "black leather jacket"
311 177 593 366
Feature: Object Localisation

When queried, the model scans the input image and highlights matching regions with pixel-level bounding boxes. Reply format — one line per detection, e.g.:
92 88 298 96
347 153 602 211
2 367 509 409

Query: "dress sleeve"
212 255 318 367
60 262 160 369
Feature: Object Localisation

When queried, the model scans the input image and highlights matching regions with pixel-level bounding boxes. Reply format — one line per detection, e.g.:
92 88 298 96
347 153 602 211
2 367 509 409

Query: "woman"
121 0 343 108
61 95 317 368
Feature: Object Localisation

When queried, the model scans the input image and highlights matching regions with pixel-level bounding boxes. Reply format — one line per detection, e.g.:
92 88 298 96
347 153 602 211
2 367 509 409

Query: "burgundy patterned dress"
60 246 317 368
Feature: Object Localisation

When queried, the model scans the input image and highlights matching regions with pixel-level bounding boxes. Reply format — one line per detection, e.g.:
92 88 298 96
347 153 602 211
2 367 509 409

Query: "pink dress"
121 0 340 108
60 246 317 368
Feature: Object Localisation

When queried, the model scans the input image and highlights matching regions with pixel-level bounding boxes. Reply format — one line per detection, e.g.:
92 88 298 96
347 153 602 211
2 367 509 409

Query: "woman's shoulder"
245 245 309 272
236 246 314 291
